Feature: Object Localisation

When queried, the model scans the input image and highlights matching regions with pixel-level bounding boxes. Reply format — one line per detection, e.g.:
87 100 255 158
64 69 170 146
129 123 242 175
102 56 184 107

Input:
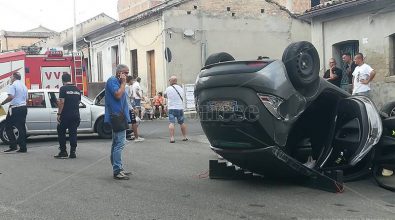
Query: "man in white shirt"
132 77 142 118
164 76 187 143
352 53 376 97
0 72 28 153
126 76 144 142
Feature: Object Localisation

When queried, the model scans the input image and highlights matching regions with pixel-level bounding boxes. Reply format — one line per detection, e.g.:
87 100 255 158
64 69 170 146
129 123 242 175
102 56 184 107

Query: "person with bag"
104 64 131 180
164 75 188 143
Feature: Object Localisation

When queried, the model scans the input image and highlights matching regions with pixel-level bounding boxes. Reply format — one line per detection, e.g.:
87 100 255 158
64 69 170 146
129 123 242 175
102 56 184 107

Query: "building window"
130 49 138 78
27 92 46 108
97 52 103 82
311 0 320 7
390 34 395 76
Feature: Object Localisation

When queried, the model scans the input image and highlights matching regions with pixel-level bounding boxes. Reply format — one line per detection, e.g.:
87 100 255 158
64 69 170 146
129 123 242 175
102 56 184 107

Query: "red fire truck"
0 49 88 95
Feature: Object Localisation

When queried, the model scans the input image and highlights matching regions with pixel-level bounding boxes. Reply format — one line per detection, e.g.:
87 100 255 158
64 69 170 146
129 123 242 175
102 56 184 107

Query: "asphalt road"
0 119 395 220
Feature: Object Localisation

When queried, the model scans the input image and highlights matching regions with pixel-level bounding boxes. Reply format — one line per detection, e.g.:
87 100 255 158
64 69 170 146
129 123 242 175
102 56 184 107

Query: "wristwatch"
57 113 61 115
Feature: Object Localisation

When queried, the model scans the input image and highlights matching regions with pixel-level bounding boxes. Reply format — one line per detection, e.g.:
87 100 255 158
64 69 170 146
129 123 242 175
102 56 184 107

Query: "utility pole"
73 0 77 53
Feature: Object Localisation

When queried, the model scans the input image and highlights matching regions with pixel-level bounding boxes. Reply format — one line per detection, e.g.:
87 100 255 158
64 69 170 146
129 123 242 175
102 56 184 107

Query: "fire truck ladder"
73 52 84 91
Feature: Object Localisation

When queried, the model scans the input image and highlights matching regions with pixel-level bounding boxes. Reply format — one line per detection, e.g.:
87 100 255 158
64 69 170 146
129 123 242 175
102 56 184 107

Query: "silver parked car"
0 89 112 144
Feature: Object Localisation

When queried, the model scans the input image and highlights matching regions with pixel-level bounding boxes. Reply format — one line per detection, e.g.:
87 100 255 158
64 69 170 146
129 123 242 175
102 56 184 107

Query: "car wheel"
96 117 112 139
0 122 19 144
204 52 235 66
381 101 395 117
282 41 320 89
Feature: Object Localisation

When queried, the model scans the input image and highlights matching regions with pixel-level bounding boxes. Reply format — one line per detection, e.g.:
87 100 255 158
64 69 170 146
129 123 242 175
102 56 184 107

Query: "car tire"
96 117 112 139
204 52 235 66
381 101 395 117
282 41 320 89
0 122 8 144
0 122 19 145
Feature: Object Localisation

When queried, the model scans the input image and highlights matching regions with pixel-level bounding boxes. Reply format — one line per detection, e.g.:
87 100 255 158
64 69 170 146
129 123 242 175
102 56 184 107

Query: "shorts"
168 109 184 124
353 91 371 98
128 110 137 124
134 99 141 108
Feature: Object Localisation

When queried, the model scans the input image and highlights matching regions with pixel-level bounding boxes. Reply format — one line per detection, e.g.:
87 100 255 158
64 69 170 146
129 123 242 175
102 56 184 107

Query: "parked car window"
95 90 105 106
48 92 59 108
27 92 46 108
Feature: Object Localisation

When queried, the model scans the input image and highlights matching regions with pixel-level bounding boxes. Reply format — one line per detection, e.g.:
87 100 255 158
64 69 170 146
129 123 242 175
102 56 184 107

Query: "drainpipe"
73 0 77 53
161 14 168 91
83 37 92 82
321 21 326 71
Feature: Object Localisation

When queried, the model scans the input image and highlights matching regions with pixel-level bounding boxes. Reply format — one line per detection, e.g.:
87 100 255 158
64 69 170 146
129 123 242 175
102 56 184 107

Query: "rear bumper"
198 86 279 148
211 145 315 178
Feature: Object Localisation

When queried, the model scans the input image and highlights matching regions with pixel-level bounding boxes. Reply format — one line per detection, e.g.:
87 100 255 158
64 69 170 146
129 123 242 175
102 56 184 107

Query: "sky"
0 0 119 32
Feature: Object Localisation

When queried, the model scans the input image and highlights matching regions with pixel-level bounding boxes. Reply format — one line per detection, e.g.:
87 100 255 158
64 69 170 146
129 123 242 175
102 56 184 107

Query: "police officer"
1 72 28 153
54 73 81 159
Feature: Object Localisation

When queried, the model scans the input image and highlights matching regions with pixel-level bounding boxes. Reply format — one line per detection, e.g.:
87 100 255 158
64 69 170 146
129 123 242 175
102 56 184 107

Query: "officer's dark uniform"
56 84 81 158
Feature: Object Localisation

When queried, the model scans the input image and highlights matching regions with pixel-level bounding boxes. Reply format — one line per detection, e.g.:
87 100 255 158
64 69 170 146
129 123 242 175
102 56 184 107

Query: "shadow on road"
1 134 104 145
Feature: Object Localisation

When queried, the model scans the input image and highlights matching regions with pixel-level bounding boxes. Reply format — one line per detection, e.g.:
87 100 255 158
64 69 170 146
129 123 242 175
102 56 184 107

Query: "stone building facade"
118 0 311 98
300 0 395 107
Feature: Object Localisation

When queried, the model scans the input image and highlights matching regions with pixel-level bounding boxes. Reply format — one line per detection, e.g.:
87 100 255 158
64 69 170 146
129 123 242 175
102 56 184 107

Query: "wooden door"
147 50 156 97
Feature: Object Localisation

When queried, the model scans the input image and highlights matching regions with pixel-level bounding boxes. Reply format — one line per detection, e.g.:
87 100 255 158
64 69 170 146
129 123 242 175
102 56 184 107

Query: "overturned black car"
194 41 395 192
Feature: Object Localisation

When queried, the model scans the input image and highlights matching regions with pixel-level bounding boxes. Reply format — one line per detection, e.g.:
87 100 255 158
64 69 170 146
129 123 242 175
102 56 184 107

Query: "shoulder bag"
171 85 183 102
109 98 129 132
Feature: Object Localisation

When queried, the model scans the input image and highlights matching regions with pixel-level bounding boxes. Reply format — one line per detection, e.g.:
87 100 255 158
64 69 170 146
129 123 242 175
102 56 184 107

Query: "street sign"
184 84 195 110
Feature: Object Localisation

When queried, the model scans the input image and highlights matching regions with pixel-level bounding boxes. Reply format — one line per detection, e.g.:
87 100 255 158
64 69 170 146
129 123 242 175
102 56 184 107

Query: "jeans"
110 130 126 175
57 118 80 152
5 106 27 150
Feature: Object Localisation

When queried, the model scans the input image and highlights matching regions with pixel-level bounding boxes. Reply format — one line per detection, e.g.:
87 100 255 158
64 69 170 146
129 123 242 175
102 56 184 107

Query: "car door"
48 92 60 131
26 91 51 133
79 97 92 129
48 92 91 131
319 96 382 169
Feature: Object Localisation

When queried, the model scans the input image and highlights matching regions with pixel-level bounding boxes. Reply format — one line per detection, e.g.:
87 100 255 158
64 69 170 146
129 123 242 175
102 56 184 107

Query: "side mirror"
79 102 86 108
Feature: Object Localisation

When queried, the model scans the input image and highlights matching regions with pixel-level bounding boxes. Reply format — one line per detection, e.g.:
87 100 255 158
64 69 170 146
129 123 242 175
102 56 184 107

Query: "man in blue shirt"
105 64 131 180
1 72 28 153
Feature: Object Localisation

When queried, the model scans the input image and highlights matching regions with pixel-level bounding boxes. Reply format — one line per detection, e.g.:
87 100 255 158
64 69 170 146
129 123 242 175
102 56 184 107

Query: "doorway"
147 50 156 98
333 40 359 68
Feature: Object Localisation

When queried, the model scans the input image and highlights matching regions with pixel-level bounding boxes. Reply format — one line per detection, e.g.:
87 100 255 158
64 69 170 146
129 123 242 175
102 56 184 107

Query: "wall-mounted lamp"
183 29 195 39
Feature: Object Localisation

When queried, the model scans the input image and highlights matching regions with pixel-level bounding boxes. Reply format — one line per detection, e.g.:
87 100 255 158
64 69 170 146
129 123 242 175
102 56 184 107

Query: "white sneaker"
134 137 145 142
382 168 394 177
